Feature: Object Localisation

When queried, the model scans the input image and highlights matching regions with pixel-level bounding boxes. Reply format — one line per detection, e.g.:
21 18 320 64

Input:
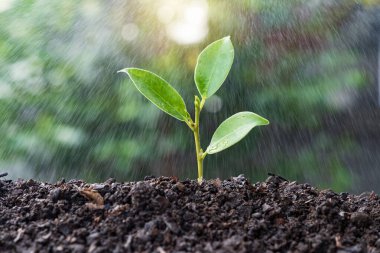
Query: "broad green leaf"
194 36 234 99
206 111 269 154
118 68 190 121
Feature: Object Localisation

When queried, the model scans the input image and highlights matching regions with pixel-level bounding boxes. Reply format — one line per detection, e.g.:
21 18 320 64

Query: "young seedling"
118 36 269 183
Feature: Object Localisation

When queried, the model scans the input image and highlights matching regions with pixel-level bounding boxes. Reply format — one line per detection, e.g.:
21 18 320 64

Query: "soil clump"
1 174 380 253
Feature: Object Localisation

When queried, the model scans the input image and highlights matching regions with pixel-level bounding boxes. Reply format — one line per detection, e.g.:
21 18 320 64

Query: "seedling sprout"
119 37 269 183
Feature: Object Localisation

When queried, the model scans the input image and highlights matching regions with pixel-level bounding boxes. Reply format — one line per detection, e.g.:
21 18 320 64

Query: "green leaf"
194 36 234 99
206 111 269 154
118 68 190 121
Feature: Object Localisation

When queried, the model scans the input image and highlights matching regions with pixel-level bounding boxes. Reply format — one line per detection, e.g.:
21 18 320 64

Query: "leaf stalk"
193 95 205 183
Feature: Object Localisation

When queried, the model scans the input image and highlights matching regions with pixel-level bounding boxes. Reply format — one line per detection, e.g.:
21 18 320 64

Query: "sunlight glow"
0 0 14 13
158 0 208 45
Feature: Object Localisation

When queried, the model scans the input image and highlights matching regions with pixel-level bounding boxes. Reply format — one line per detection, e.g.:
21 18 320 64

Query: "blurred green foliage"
0 0 376 191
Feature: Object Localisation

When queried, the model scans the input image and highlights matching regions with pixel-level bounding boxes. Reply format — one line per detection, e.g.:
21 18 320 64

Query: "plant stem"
200 96 206 110
193 95 204 183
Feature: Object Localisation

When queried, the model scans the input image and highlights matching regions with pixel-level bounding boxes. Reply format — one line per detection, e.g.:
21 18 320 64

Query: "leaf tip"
222 36 233 46
117 68 128 74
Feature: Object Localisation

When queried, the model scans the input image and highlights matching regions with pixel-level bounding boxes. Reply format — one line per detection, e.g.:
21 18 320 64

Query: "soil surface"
1 174 380 253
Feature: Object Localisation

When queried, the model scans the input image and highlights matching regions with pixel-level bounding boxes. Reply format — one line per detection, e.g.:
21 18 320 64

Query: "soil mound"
1 175 380 253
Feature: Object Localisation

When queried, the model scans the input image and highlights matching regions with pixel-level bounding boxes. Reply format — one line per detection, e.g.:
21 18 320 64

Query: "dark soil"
1 174 380 253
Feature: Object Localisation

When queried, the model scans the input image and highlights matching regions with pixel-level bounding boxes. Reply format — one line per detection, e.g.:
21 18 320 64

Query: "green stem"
200 96 206 110
193 96 205 183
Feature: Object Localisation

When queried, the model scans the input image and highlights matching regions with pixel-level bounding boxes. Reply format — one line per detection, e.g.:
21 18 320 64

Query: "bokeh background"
1 0 380 193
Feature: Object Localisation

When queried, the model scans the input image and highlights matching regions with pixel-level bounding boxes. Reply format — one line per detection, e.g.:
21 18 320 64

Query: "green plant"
119 37 269 182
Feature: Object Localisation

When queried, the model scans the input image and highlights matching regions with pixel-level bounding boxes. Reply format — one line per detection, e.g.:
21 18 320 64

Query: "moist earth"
1 174 380 253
